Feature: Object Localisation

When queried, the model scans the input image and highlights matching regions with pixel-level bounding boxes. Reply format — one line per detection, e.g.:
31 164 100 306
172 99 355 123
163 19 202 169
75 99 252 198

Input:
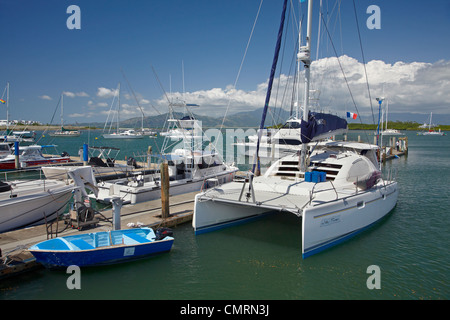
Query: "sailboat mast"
299 0 313 172
117 83 121 134
6 82 9 131
61 93 64 128
429 112 432 130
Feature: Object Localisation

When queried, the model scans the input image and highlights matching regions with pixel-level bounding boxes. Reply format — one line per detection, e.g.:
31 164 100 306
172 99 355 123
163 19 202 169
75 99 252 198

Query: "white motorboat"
0 142 12 159
192 0 399 258
0 145 71 171
92 148 238 205
93 100 238 204
0 166 96 233
159 101 202 140
41 145 137 180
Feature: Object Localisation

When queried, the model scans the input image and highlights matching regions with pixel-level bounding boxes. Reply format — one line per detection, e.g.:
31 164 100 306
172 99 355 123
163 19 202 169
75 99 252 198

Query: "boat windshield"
281 121 302 129
0 144 10 152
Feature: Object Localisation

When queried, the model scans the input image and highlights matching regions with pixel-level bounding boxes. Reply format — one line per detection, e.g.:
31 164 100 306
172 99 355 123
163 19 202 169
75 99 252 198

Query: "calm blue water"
1 129 449 300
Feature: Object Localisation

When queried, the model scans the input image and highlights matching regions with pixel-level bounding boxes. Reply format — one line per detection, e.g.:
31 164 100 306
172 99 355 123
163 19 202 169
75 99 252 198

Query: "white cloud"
97 87 118 98
63 91 76 98
39 95 52 100
152 56 450 120
63 91 89 98
68 113 86 118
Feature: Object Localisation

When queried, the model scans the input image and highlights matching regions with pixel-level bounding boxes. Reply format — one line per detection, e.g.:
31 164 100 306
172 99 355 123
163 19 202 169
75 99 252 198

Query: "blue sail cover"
300 112 348 143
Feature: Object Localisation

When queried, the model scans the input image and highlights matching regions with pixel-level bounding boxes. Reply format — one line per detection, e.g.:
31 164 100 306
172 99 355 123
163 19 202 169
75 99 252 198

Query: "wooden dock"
0 191 197 279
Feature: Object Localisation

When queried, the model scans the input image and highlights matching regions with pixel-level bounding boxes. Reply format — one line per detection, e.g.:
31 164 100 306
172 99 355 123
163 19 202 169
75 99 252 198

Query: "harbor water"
0 129 449 300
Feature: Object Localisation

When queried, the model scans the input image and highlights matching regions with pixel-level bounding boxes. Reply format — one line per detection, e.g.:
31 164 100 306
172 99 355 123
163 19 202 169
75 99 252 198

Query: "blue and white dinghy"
29 227 174 268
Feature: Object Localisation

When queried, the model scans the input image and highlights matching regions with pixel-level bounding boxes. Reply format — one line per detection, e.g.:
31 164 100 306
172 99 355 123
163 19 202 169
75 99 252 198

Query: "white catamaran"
192 0 398 258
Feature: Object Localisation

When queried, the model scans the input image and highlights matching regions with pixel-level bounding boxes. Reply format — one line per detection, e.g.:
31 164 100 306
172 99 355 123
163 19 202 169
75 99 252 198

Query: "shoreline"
1 125 449 131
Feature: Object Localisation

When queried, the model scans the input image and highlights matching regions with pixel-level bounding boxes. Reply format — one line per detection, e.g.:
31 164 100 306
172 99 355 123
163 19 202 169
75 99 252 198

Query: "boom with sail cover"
299 112 348 143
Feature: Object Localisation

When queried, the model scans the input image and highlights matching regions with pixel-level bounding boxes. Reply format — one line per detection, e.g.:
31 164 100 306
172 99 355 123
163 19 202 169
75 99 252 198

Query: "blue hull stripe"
195 212 275 235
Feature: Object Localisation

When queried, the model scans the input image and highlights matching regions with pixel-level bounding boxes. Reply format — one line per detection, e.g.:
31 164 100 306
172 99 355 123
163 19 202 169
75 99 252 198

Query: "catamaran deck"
199 176 362 215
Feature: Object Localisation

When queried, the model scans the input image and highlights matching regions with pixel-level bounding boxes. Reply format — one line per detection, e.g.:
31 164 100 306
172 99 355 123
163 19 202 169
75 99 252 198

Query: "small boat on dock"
29 227 174 268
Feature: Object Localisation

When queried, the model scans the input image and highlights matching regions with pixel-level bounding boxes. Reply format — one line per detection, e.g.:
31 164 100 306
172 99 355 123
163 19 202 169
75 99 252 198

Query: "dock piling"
14 141 20 169
111 197 123 230
161 162 169 219
83 143 88 166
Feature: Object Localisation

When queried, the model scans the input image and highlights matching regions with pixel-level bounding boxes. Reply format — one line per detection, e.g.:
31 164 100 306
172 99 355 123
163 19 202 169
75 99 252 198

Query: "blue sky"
1 0 450 124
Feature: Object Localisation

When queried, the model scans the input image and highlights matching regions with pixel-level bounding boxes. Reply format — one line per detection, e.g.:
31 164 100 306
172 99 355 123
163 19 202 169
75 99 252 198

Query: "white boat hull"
102 134 144 139
42 164 134 180
193 179 398 258
95 170 237 204
301 181 398 258
0 183 74 233
193 193 272 234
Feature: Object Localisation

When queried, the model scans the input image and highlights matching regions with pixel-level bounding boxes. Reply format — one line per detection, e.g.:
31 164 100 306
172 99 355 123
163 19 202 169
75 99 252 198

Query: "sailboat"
192 0 398 258
49 93 81 137
103 83 144 139
0 82 36 144
417 112 446 136
378 98 402 136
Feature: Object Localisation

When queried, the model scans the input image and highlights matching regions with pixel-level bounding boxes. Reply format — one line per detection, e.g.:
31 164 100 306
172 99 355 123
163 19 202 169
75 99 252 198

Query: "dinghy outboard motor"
155 227 173 240
76 205 95 222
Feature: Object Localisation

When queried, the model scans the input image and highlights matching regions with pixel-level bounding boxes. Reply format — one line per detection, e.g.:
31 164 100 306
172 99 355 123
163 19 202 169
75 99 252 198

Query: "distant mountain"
76 109 450 129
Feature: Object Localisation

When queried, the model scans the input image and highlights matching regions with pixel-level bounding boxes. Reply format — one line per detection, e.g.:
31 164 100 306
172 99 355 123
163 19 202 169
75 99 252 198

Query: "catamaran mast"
299 0 313 172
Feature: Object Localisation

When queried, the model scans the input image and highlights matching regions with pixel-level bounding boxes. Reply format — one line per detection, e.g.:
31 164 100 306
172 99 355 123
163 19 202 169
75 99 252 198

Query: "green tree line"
348 121 450 131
